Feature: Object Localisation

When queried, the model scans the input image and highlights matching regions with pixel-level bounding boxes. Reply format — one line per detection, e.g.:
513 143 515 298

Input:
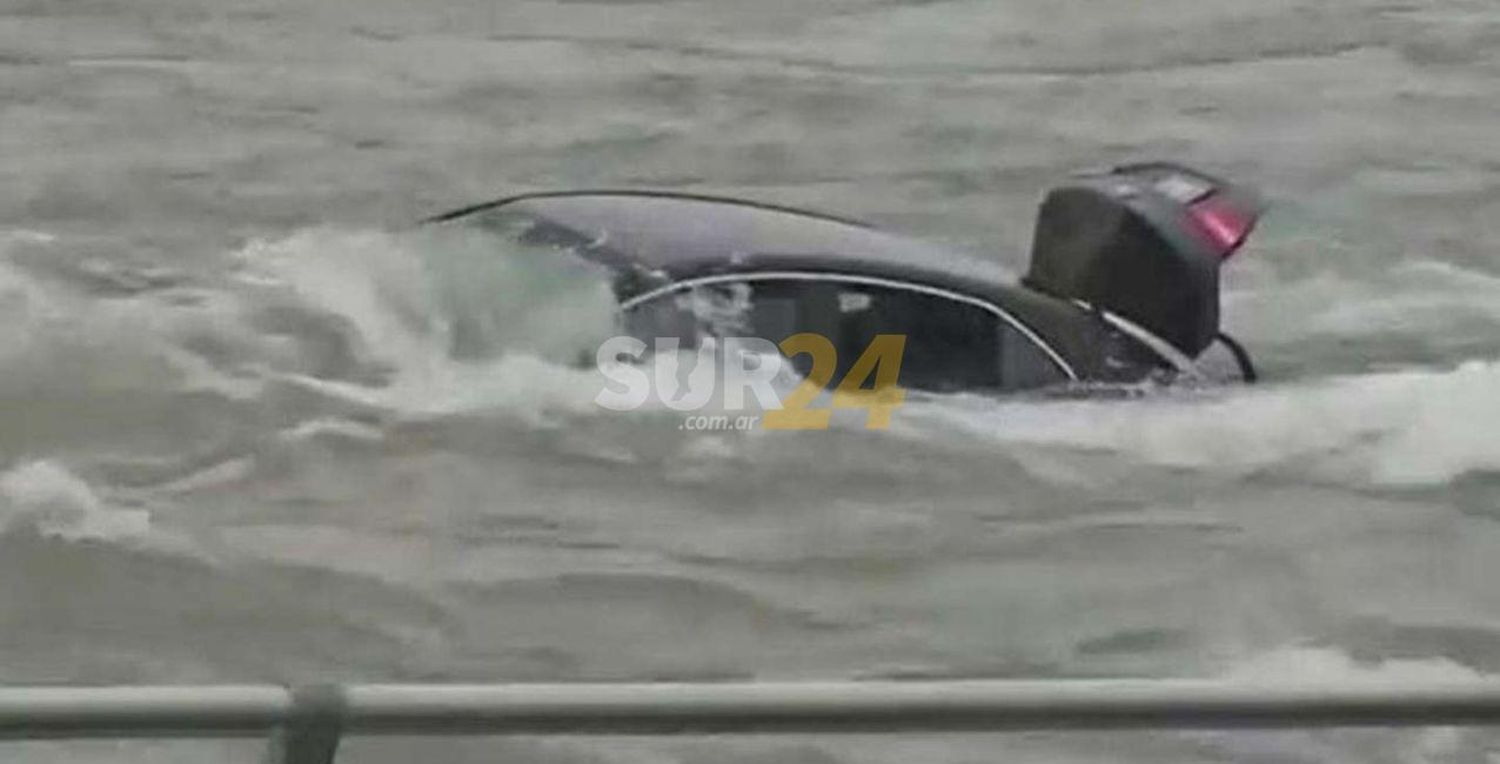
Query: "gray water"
3 0 1500 761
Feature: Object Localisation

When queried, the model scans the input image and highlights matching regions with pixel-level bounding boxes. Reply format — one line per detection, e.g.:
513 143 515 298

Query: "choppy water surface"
3 0 1500 761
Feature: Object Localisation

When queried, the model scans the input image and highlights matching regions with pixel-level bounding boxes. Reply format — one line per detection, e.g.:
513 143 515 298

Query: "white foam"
229 228 832 429
902 358 1500 487
231 226 625 419
1221 645 1483 684
0 461 150 542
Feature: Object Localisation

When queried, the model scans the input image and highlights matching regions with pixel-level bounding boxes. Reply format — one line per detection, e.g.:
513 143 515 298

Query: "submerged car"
430 162 1264 395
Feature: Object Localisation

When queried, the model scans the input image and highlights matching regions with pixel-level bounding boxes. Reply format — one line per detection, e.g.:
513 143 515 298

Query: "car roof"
433 190 1013 287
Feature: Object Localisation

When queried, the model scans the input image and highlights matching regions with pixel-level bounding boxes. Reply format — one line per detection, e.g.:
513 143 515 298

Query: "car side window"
622 277 1068 394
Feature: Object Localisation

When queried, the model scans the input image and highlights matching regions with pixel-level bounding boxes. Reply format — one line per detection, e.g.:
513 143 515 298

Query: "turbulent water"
3 0 1500 761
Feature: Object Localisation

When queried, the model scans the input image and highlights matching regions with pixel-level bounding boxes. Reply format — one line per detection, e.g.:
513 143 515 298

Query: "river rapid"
3 1 1500 761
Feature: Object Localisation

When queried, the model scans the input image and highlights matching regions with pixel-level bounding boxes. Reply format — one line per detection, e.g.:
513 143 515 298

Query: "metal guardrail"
1 679 1499 763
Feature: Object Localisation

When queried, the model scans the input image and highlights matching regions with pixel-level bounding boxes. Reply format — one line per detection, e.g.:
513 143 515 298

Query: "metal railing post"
263 686 345 764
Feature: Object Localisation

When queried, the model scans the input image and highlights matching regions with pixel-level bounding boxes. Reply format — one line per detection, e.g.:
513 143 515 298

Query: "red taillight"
1189 193 1255 258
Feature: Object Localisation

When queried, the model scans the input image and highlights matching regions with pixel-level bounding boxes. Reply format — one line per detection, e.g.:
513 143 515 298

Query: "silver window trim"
1070 299 1206 381
619 271 1079 381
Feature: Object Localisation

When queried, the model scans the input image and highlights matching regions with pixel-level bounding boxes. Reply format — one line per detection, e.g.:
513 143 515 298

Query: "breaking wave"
9 223 1500 497
228 225 624 417
0 461 150 542
902 351 1500 488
